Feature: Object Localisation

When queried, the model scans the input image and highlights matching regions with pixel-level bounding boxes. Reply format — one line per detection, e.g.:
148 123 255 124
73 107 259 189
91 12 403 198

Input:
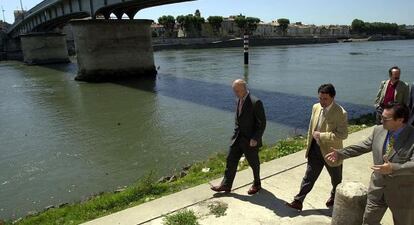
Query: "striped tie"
385 133 395 157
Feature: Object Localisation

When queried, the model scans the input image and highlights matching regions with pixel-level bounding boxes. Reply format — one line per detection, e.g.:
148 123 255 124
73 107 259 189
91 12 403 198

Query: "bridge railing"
7 0 61 34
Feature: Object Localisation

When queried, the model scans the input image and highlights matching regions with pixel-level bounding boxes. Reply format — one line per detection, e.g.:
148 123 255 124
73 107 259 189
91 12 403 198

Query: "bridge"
5 0 194 82
7 0 193 37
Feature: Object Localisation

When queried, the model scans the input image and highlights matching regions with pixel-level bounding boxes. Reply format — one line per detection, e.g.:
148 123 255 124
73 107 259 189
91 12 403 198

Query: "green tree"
176 14 205 37
158 15 175 37
351 19 365 33
234 14 260 35
277 18 290 36
246 17 261 34
351 18 400 35
234 15 247 34
207 16 224 35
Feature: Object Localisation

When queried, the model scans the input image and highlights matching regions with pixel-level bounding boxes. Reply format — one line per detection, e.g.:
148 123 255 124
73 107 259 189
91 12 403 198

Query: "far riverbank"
152 35 411 51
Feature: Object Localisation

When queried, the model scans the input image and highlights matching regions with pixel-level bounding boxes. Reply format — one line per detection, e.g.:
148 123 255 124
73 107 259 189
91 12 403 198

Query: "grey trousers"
363 191 414 225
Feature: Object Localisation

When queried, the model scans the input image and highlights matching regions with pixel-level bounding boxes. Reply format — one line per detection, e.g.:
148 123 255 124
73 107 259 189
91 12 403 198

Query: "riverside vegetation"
4 113 376 225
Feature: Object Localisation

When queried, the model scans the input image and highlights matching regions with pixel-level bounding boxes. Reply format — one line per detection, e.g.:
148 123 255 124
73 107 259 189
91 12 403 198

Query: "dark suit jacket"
409 83 414 125
231 94 266 147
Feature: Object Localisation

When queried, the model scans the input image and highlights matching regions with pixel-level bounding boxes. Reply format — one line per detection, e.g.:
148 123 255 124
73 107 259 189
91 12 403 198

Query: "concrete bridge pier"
1 37 22 61
70 19 157 82
20 32 70 65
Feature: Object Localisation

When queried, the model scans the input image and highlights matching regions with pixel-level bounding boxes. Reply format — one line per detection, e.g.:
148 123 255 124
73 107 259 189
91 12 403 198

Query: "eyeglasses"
381 115 393 121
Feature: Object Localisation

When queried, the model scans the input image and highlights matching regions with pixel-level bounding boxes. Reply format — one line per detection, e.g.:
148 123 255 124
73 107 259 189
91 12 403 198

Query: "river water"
1 40 413 220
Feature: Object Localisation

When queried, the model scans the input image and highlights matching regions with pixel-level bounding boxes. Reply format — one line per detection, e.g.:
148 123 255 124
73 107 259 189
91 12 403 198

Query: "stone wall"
20 32 69 65
4 37 23 60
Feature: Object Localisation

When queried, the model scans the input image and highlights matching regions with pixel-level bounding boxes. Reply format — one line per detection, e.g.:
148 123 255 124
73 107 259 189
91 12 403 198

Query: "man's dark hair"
318 83 336 98
388 66 401 76
383 102 409 123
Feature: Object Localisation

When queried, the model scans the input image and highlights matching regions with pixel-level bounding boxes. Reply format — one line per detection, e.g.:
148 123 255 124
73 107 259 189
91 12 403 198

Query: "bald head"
232 79 248 99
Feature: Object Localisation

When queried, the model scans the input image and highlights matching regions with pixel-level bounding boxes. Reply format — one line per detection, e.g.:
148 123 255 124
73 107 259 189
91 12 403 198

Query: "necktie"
238 99 244 116
316 108 326 131
385 133 395 157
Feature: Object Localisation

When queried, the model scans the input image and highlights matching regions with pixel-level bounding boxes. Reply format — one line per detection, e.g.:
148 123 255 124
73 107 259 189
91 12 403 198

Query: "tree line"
157 10 290 38
158 12 413 38
351 19 412 36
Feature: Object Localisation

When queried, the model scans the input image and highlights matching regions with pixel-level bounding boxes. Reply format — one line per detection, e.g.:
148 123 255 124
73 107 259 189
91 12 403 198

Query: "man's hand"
250 139 258 148
371 155 393 175
313 131 321 141
325 147 339 163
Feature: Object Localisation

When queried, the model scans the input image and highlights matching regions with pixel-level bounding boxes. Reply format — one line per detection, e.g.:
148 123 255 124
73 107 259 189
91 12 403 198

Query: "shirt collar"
389 125 406 139
323 101 334 113
240 91 250 101
389 79 399 87
394 125 405 136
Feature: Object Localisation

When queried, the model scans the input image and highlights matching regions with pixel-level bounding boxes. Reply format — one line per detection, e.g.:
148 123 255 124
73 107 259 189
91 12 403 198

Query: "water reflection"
117 75 373 130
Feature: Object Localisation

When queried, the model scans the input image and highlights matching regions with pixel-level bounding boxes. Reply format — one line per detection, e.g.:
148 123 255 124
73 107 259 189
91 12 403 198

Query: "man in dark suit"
211 79 266 195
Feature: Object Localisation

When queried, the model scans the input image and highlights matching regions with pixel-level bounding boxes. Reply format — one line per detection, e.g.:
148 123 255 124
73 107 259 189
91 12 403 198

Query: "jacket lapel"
236 99 241 118
394 81 401 99
377 128 388 160
317 102 338 131
321 103 338 129
381 80 390 103
237 94 250 118
312 104 322 131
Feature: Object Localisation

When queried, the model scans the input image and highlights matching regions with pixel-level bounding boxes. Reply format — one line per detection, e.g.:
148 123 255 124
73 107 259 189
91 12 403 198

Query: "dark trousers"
295 139 342 203
222 137 261 188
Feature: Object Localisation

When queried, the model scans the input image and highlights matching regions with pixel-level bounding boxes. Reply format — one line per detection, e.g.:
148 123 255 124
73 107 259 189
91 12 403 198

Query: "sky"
1 0 413 25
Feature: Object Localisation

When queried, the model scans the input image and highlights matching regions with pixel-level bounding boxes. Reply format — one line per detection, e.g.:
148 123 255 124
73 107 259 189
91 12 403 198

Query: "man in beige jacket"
286 83 348 211
374 66 409 124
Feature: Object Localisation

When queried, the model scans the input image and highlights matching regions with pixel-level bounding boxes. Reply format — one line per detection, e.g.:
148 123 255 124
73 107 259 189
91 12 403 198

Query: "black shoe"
326 197 334 207
210 185 231 193
247 185 261 195
285 199 303 211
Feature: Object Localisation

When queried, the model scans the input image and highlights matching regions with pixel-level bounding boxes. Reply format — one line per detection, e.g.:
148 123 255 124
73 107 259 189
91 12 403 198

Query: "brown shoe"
285 200 303 211
326 197 334 207
210 185 231 193
247 185 261 195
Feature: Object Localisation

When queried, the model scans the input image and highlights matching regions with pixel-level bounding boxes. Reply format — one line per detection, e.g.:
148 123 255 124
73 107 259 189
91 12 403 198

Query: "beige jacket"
306 102 348 167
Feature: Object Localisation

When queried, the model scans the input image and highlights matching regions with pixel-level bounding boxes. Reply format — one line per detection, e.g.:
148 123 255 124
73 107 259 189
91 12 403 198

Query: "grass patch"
6 113 376 225
163 210 199 225
207 201 228 217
